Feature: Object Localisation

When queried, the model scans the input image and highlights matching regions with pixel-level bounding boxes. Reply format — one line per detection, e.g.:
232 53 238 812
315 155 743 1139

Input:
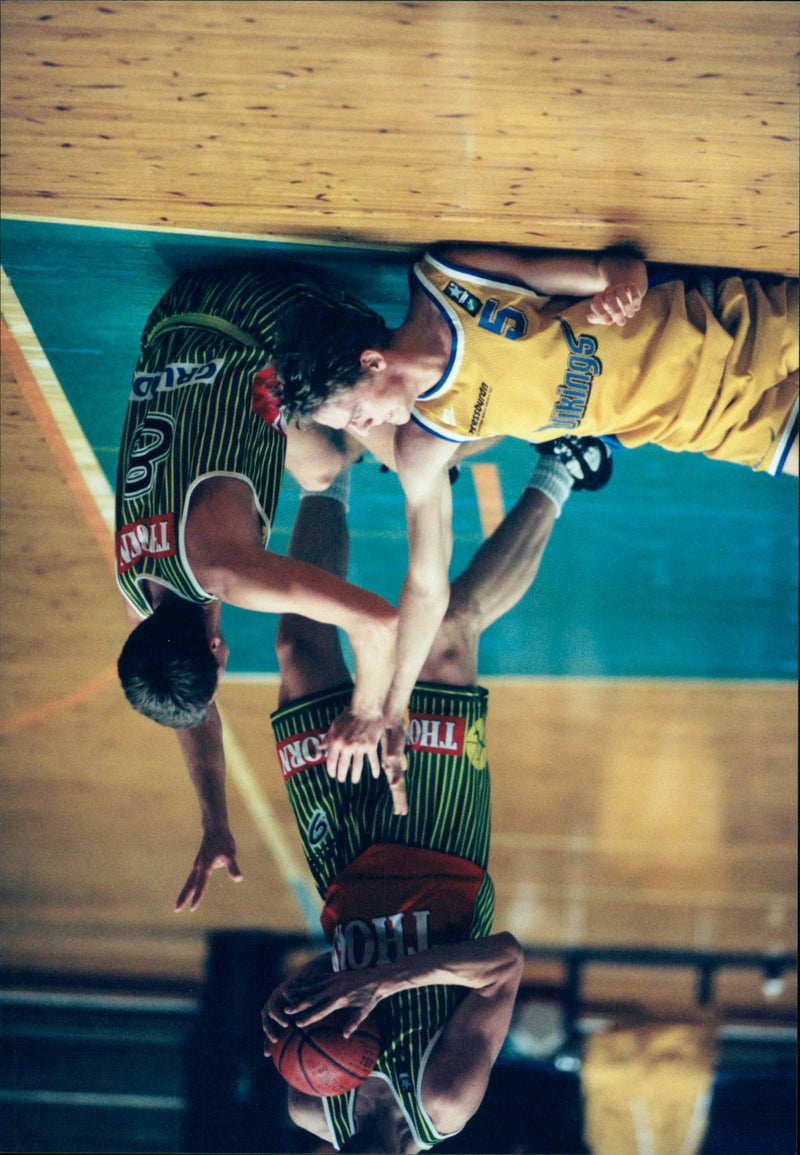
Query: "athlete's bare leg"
419 485 560 687
275 494 353 706
781 431 798 477
284 422 365 490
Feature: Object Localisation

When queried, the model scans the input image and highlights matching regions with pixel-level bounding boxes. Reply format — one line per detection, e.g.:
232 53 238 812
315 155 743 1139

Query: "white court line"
1 267 115 537
218 710 322 938
1 268 321 938
1 211 412 252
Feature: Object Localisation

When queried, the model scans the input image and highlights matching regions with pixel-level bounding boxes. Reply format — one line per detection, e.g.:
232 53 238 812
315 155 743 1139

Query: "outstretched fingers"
174 850 243 913
322 707 383 784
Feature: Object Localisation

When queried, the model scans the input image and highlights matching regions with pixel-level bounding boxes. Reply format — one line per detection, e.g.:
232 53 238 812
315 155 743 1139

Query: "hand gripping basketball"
270 1008 381 1097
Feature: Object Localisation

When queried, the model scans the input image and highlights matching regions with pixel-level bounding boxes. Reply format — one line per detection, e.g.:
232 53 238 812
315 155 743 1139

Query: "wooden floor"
1 0 797 1030
1 341 796 1021
1 1 797 272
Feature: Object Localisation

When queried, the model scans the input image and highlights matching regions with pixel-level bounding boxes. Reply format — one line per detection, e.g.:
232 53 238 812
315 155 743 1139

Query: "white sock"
526 456 573 517
300 466 351 512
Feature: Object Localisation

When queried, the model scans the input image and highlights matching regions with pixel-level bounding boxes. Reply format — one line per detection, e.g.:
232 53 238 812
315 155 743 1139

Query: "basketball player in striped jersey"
115 263 401 913
273 244 799 792
262 448 589 1152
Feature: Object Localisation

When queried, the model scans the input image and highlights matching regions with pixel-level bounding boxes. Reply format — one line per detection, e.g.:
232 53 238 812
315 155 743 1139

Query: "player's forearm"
448 486 557 635
383 572 450 725
175 703 231 833
434 243 647 300
213 550 396 644
384 471 454 724
375 933 524 1001
344 607 398 720
519 249 647 298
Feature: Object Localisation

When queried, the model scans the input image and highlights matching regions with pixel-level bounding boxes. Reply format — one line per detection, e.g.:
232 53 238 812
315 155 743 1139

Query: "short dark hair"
117 596 218 728
273 292 389 421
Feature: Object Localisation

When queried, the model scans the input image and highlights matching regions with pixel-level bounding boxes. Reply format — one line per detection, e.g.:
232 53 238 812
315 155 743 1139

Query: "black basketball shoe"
536 435 613 491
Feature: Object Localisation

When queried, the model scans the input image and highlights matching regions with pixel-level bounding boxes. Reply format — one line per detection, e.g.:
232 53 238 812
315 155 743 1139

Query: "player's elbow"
198 560 238 604
492 933 525 991
405 569 450 618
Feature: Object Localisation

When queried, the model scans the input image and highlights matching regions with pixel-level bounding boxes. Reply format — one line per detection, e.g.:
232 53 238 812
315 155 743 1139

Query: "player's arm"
120 599 242 911
172 702 243 912
420 933 524 1133
434 243 648 326
271 930 524 1133
379 423 457 793
261 952 333 1049
184 477 398 778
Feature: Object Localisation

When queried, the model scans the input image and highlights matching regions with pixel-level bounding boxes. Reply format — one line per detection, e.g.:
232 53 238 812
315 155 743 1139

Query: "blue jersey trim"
410 411 465 443
599 434 629 450
773 412 798 476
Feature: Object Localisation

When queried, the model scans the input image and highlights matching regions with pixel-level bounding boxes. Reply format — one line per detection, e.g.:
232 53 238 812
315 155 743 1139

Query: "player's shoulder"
395 420 457 479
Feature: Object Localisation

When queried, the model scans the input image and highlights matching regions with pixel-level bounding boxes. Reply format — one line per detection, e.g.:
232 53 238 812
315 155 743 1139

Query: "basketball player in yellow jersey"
274 244 798 782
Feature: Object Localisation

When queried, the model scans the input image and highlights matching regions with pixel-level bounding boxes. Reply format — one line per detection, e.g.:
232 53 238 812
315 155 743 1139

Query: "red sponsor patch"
116 513 177 573
276 728 327 779
406 713 465 755
252 366 286 434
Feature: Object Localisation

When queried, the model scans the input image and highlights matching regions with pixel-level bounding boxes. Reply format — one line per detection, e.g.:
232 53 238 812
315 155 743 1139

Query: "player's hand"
587 281 644 326
381 718 409 817
261 956 333 1051
262 978 302 1048
322 706 382 784
277 968 383 1038
174 826 243 912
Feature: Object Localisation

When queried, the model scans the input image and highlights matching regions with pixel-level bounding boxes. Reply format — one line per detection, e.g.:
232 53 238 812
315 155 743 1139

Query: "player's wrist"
526 456 573 516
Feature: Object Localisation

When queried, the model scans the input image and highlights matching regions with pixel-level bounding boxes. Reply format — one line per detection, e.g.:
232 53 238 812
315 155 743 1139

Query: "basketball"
271 1009 381 1097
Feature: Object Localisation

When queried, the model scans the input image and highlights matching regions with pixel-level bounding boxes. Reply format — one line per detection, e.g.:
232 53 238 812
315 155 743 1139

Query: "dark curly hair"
273 291 389 422
117 596 218 728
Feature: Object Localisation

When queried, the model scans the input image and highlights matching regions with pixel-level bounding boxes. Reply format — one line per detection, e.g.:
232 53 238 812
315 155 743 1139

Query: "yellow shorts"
702 277 798 473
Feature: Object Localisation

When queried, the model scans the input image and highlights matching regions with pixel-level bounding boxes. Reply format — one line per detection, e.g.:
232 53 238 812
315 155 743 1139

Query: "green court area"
2 216 797 679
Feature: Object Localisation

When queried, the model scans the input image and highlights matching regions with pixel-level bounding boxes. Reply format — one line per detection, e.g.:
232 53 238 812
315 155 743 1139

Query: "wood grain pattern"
0 2 796 1023
1 346 796 1011
2 0 797 271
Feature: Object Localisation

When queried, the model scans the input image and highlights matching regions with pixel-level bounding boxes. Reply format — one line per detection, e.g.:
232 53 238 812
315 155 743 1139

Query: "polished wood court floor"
1 1 797 1029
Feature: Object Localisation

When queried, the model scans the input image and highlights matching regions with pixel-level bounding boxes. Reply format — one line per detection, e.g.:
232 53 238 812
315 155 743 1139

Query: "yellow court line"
471 462 506 538
501 882 797 911
1 271 318 930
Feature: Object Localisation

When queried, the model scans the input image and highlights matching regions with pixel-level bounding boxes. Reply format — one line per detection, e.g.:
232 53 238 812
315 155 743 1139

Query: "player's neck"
390 297 452 399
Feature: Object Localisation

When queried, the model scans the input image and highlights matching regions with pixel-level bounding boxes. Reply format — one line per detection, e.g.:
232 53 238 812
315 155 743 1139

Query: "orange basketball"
272 1009 381 1097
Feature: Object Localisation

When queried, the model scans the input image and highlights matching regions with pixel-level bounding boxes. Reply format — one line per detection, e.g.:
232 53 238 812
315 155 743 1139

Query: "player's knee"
287 1086 330 1137
275 617 308 671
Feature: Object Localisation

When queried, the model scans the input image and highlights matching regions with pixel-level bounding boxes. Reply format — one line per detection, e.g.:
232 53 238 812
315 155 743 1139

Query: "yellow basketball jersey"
411 253 798 471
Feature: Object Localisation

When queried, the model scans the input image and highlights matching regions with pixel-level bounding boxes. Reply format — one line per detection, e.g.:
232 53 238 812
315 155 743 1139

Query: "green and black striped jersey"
271 681 494 1149
271 683 492 895
115 264 376 617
